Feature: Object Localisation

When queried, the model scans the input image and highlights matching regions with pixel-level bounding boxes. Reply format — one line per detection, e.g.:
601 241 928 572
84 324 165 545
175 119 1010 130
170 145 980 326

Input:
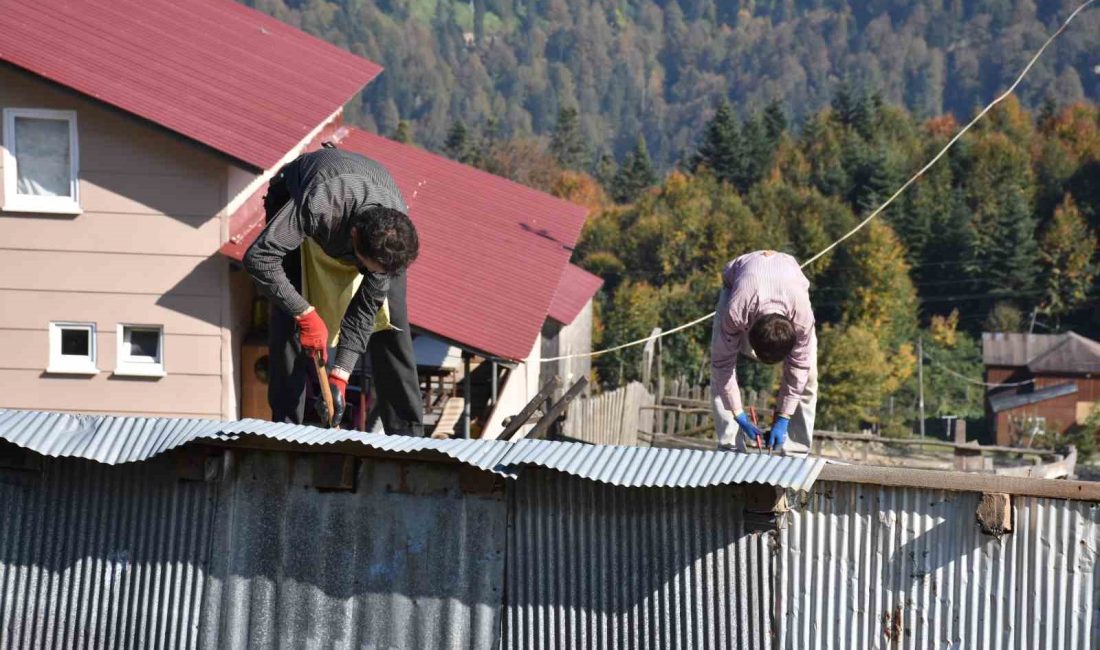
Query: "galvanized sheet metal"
0 409 225 465
781 480 1100 648
504 438 824 491
198 450 506 649
0 410 825 491
505 468 776 649
0 454 217 649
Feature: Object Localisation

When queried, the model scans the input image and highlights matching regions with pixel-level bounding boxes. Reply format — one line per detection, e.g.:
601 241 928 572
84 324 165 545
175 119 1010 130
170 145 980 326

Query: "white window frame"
115 324 166 378
2 108 81 214
47 322 98 375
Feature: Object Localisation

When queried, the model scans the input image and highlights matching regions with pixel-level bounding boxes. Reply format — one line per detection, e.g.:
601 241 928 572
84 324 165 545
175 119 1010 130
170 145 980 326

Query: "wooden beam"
818 464 1100 502
499 376 561 441
528 377 589 440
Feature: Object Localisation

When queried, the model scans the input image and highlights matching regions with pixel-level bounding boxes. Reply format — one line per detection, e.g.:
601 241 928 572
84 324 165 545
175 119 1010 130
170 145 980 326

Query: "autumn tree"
1039 195 1098 323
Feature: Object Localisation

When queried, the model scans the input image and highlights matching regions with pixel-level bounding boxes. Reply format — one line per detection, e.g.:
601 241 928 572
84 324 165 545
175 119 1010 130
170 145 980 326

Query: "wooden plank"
815 430 1054 456
817 464 1100 502
499 376 561 441
529 376 588 440
662 396 710 409
431 396 466 439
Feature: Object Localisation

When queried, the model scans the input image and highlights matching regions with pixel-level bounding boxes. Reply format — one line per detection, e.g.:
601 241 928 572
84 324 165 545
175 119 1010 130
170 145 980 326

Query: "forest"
243 0 1097 166
242 0 1098 441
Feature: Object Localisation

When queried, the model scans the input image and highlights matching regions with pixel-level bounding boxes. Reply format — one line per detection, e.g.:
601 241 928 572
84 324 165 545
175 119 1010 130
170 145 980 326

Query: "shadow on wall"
504 468 776 648
0 447 507 649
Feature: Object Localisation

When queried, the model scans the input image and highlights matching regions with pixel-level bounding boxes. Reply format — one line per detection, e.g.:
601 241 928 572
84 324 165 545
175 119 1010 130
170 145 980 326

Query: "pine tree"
983 188 1040 299
444 120 470 162
693 101 739 184
549 107 589 170
611 135 658 204
737 114 772 193
593 151 618 194
763 100 787 142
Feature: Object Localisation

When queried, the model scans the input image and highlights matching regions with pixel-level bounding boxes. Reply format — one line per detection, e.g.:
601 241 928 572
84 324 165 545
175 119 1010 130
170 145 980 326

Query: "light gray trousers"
710 287 817 456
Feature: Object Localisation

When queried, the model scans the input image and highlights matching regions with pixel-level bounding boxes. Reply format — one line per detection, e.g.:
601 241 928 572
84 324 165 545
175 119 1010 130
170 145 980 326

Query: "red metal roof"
548 264 604 325
0 0 381 170
342 129 589 360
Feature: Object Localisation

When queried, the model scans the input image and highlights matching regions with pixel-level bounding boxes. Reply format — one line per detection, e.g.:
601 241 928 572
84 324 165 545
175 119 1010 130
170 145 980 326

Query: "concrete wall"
481 335 542 440
0 64 239 418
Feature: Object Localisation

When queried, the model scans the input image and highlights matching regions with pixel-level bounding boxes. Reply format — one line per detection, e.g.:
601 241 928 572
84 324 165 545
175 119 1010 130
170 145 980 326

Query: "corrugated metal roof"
0 409 226 465
0 0 380 170
547 264 604 325
988 382 1078 413
504 439 824 491
338 128 590 361
0 410 824 490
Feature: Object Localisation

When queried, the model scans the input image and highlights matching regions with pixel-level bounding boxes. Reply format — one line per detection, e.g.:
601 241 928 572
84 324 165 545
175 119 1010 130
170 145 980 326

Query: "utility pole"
917 335 925 438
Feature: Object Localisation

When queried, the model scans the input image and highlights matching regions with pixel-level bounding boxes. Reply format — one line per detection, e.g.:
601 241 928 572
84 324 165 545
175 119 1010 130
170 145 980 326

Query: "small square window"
2 108 80 214
47 322 98 375
115 325 165 377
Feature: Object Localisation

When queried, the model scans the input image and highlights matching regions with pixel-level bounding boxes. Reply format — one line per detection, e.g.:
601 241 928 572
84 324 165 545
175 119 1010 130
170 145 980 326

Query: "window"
2 108 80 214
47 322 98 375
115 324 165 377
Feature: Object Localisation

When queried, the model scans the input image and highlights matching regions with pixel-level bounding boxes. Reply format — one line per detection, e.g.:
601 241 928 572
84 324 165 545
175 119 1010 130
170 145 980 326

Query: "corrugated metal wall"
781 481 1100 648
197 451 507 650
505 468 776 649
0 454 218 650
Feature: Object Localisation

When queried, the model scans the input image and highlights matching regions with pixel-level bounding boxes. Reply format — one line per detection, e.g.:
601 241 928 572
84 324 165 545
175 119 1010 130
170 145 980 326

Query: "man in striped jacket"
711 250 817 454
244 147 424 434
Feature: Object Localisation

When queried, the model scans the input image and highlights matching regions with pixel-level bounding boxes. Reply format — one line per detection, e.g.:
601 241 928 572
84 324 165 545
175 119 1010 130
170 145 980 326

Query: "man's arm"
711 315 744 415
243 200 311 317
776 326 815 416
331 271 390 376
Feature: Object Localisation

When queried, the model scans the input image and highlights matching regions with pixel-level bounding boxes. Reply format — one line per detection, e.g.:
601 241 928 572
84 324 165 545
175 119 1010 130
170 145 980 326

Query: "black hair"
748 313 796 364
352 206 420 275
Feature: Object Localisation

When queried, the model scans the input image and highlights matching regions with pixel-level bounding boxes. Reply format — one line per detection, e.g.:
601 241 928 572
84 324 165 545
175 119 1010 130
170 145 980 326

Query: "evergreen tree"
737 114 773 193
444 120 470 161
611 135 658 204
692 102 739 184
763 100 788 142
549 107 589 170
982 189 1041 300
593 151 618 194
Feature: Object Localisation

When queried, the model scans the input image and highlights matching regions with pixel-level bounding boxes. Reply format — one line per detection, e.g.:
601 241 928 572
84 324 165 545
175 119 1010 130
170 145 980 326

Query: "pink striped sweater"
711 251 816 416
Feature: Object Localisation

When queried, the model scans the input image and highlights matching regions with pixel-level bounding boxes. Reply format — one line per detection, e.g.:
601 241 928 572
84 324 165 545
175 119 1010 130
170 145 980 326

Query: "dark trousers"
267 248 425 436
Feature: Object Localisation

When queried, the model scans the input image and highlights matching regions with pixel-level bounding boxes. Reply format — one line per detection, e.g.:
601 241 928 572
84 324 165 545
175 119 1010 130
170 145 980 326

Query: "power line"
924 355 1036 388
540 0 1095 364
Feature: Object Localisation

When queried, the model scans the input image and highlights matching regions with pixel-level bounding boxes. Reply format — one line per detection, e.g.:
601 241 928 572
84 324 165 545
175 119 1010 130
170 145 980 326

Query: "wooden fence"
563 382 654 446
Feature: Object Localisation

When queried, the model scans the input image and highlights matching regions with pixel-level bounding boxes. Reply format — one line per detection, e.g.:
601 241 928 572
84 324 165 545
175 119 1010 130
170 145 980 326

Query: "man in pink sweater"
711 250 817 454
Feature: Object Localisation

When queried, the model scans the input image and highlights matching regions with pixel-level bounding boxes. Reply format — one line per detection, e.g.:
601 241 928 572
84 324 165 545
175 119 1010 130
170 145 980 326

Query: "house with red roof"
0 0 599 435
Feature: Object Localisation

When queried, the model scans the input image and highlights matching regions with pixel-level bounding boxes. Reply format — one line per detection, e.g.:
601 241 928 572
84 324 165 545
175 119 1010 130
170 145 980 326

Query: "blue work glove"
769 416 790 450
733 411 762 442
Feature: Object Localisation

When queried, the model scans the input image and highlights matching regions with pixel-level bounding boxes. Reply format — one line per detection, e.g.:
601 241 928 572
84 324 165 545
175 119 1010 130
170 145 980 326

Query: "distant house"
0 0 597 435
982 332 1100 445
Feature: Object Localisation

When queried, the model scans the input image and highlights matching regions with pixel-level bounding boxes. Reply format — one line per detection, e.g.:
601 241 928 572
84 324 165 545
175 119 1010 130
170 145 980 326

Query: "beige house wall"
0 64 243 419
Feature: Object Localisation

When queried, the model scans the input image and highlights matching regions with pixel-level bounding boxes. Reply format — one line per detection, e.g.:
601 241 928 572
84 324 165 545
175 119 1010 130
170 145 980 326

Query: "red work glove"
316 374 347 427
295 308 329 363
